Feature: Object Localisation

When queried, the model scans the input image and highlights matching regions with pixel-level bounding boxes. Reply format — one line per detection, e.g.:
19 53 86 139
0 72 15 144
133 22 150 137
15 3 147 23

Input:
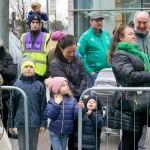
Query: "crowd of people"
0 1 150 149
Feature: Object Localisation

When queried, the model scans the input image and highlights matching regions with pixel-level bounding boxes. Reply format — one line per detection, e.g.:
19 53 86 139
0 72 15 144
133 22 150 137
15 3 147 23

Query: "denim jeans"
87 73 98 88
50 131 69 150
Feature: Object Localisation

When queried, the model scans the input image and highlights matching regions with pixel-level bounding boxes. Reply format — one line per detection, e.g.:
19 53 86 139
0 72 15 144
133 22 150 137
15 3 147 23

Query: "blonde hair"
31 2 41 10
64 90 73 98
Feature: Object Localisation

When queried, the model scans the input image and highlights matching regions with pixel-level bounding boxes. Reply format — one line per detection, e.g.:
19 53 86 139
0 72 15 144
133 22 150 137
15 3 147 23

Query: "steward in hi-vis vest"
21 14 50 83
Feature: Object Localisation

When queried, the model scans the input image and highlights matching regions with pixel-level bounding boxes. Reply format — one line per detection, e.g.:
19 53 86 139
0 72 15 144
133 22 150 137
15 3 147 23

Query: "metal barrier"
1 86 29 150
78 87 150 150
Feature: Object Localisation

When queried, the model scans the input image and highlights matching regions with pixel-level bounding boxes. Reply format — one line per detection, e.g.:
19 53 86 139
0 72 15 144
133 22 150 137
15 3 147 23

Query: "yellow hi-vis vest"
21 32 50 76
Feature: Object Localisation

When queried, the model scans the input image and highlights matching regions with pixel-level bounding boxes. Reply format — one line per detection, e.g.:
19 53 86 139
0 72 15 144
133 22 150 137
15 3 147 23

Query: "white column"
0 0 9 48
68 0 74 35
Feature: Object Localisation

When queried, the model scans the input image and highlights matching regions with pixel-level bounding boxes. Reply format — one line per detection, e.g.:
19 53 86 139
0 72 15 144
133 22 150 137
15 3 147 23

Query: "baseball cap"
90 12 104 20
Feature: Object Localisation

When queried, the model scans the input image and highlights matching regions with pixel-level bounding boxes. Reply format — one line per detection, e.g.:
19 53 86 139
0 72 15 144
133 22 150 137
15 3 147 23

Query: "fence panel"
78 87 150 150
0 86 29 150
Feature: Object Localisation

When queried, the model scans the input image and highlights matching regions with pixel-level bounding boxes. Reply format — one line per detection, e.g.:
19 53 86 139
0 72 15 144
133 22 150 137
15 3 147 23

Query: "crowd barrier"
0 86 29 150
78 87 150 150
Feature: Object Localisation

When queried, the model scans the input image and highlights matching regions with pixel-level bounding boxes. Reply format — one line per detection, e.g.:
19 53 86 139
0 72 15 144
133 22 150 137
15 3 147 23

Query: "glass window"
74 0 150 40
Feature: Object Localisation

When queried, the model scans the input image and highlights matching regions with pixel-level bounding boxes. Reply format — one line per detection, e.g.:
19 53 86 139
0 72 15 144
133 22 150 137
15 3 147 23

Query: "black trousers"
118 129 142 150
0 100 8 130
118 113 146 150
68 133 75 150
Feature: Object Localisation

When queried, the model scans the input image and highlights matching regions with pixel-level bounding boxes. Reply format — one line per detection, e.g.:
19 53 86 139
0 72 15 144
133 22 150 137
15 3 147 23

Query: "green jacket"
78 26 111 74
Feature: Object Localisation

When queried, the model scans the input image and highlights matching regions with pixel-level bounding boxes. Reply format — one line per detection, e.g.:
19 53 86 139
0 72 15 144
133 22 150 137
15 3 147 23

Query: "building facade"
68 0 150 40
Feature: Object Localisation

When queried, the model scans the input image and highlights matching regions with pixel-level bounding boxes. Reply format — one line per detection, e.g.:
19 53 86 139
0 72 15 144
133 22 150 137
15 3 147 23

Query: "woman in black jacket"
50 34 87 150
0 41 17 130
109 25 150 150
50 34 87 101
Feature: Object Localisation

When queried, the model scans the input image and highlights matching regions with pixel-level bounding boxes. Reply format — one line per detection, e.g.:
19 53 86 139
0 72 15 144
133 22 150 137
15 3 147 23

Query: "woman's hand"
54 94 63 104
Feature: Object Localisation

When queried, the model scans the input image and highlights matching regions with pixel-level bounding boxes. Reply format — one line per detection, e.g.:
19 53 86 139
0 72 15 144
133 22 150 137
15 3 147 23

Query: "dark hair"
128 21 134 28
54 34 77 60
109 25 133 63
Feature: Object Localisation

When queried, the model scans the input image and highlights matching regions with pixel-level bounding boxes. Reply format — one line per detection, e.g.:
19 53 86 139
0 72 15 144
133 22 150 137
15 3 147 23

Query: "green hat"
90 12 104 20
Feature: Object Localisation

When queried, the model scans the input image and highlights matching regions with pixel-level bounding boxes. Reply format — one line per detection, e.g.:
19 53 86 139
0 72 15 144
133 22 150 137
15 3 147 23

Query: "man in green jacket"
78 11 111 88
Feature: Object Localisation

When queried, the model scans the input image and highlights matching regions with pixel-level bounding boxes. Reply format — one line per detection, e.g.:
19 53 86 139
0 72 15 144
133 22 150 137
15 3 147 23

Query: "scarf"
116 42 150 115
30 30 40 44
116 42 150 71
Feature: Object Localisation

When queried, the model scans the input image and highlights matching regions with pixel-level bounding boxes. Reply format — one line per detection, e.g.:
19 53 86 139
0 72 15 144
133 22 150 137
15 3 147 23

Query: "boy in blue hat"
74 95 105 150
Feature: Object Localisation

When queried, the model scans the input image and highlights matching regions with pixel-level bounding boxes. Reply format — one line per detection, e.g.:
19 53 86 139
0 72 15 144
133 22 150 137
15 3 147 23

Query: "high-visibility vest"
21 32 50 76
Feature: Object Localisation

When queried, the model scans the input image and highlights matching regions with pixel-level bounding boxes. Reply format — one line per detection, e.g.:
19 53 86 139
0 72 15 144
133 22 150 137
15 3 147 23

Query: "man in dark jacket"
133 10 150 149
0 40 17 131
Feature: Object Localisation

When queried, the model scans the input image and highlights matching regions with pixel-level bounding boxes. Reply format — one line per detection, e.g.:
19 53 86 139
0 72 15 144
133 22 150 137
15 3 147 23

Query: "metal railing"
1 86 29 150
78 87 150 150
68 8 150 12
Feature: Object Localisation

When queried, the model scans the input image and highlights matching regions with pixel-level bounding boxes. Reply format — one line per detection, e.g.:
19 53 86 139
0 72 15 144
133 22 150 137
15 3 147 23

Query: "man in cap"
21 14 50 83
78 11 111 88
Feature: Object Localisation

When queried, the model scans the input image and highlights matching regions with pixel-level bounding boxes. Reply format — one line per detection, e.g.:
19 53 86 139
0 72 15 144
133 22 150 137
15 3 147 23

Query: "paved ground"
9 127 150 150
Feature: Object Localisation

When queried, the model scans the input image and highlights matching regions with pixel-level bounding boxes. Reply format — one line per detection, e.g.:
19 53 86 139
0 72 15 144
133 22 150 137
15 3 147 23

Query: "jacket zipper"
61 98 64 133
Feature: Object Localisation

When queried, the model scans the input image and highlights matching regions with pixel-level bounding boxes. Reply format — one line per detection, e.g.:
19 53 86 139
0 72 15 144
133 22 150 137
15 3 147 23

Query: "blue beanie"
84 95 103 110
29 14 41 24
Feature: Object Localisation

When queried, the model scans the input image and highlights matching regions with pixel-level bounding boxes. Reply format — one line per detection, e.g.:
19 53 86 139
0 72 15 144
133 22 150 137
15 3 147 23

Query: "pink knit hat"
50 31 65 41
45 77 67 93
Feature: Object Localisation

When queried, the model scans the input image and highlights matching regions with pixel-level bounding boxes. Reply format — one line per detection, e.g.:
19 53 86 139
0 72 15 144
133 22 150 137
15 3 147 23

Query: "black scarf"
30 30 40 44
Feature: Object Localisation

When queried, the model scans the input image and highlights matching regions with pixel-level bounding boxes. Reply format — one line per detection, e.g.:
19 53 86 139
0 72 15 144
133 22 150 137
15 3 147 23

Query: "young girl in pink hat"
45 77 84 150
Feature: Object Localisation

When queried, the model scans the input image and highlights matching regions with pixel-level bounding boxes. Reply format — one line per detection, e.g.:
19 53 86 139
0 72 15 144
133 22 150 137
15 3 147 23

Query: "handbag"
125 91 150 112
0 119 12 150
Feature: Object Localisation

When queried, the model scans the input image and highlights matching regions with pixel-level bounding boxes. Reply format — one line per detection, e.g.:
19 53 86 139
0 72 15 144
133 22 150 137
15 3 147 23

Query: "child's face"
59 81 70 96
34 5 41 13
87 99 97 110
22 65 35 76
